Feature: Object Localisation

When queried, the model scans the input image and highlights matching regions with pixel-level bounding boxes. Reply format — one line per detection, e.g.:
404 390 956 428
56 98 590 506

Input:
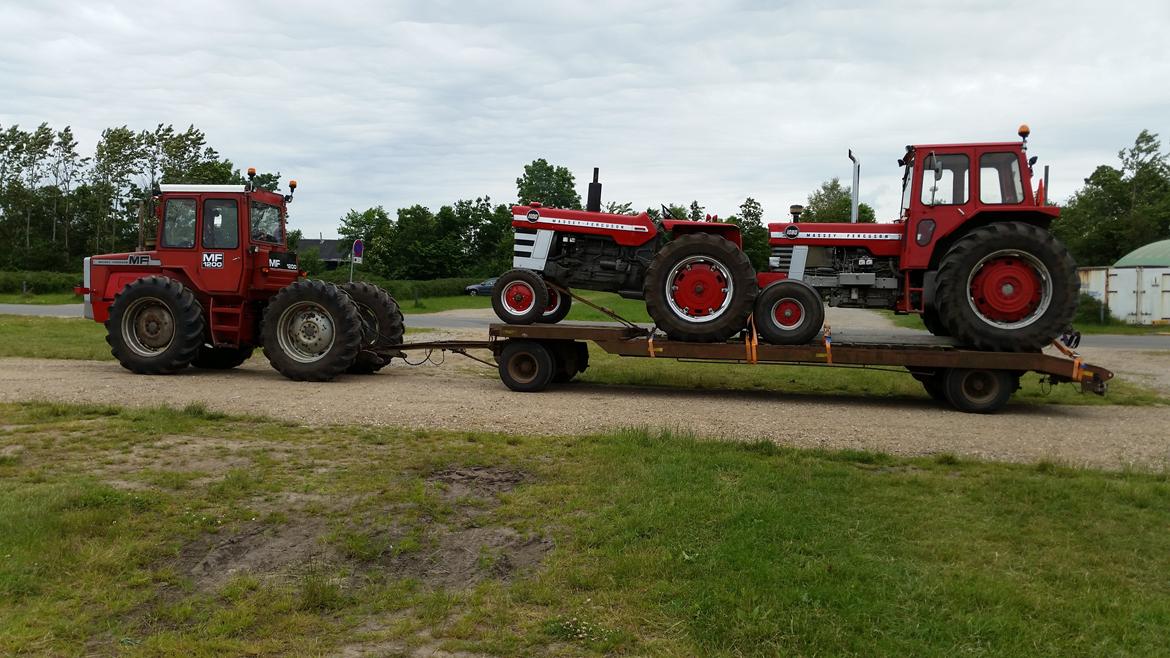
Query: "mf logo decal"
784 225 800 239
269 257 298 270
526 209 540 222
92 253 161 266
202 252 225 269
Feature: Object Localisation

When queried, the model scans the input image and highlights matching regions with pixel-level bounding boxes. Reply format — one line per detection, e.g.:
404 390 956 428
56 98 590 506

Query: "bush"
312 270 481 299
0 271 82 294
1074 292 1118 325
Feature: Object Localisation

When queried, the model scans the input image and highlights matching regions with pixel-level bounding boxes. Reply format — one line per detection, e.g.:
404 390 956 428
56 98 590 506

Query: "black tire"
497 340 555 392
754 280 824 345
341 282 405 375
261 280 362 382
909 368 947 402
942 368 1015 413
935 222 1077 351
191 345 254 370
492 269 549 325
538 285 573 324
644 233 757 342
105 276 204 375
921 305 949 337
550 340 589 383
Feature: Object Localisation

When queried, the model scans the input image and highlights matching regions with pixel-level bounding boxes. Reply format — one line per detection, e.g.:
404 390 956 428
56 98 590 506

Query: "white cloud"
1 0 1167 236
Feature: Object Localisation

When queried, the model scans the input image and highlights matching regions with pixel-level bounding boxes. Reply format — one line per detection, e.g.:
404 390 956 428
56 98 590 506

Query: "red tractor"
494 126 1078 352
76 172 404 381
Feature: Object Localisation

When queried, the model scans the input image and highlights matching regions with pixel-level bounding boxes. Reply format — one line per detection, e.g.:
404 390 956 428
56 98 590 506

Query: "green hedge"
312 270 481 299
1074 292 1119 325
0 271 82 294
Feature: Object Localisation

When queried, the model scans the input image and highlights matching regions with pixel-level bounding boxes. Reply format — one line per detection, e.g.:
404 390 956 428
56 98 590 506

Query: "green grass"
2 401 1170 655
0 292 82 305
576 345 1167 406
399 290 653 322
0 315 113 360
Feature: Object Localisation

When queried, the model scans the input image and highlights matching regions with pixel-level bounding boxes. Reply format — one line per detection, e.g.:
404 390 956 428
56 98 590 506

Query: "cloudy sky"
2 0 1168 237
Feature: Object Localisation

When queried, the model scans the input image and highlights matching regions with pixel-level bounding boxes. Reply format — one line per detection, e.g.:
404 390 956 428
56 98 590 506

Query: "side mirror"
931 152 943 181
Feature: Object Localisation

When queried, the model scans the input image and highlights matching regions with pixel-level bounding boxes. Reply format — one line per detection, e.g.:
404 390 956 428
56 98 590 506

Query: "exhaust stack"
586 167 602 213
848 149 860 223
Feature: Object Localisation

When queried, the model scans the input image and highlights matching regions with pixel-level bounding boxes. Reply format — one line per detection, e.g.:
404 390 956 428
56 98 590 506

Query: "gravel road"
1 348 1168 470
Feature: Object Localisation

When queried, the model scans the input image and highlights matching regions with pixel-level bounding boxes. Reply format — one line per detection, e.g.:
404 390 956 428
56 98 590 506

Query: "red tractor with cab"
494 125 1078 352
76 171 404 381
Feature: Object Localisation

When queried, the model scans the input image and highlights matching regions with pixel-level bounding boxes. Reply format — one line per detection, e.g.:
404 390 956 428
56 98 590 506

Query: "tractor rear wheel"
106 276 204 375
492 269 549 325
644 233 757 342
935 222 1077 351
754 280 824 345
192 345 254 369
538 285 573 324
261 280 362 382
920 306 948 337
341 282 405 374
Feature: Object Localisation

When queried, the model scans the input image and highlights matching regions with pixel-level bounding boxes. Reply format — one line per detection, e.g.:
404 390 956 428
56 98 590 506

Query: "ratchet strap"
744 314 759 364
822 324 833 364
1050 338 1085 381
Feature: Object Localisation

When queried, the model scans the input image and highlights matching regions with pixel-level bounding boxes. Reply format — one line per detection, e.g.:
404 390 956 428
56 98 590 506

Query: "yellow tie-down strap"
1050 339 1086 381
822 324 833 364
744 314 759 364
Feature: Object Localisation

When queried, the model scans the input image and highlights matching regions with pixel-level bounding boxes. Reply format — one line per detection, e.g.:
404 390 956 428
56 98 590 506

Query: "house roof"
300 238 347 261
1114 239 1170 267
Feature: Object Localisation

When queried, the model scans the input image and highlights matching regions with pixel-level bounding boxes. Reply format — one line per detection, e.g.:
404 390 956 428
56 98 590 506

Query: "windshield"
250 201 284 244
900 161 914 217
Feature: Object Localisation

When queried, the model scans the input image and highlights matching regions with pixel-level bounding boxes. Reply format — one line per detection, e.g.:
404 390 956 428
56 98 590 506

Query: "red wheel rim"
666 256 732 322
969 254 1045 323
502 281 536 316
544 288 561 316
771 298 804 329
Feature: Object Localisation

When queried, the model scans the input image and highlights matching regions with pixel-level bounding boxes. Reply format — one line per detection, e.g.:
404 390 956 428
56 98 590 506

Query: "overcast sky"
2 0 1168 238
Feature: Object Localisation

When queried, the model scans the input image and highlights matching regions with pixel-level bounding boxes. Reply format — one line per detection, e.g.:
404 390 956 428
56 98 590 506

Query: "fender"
662 220 743 248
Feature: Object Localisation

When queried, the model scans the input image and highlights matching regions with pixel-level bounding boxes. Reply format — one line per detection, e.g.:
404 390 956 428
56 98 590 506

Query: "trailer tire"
498 340 555 392
909 368 947 402
106 276 205 375
538 285 573 324
341 282 405 374
262 280 362 382
550 340 588 383
942 368 1014 413
644 233 757 342
935 222 1077 351
192 345 254 370
754 280 824 345
492 269 549 325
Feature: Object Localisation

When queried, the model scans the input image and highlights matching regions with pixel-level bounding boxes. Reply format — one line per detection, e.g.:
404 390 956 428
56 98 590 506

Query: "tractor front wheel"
538 285 573 324
644 233 757 342
492 269 549 325
262 280 363 381
106 276 204 375
341 282 405 374
754 280 824 345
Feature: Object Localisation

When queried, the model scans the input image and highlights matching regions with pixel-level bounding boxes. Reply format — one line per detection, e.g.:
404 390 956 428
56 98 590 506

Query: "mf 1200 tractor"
76 171 405 381
494 126 1078 352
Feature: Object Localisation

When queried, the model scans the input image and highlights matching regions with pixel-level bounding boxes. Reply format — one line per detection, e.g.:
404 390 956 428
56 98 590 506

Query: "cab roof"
159 184 246 193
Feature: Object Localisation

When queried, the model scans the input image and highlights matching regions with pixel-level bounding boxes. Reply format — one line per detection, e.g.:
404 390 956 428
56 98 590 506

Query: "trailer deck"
390 322 1112 414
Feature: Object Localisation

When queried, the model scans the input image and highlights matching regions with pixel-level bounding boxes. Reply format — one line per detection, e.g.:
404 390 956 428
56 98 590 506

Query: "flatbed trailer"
391 322 1113 414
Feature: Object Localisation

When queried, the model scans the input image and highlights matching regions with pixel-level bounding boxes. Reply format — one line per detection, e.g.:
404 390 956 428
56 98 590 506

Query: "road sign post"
350 239 364 282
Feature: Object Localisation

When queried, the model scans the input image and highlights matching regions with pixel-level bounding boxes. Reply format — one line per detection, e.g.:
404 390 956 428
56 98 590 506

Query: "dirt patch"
387 525 553 590
428 466 529 505
177 517 333 590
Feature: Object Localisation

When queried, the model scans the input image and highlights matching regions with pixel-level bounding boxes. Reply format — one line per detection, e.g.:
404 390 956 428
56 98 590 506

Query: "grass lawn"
882 310 1169 336
1 401 1169 656
398 290 653 322
0 292 82 305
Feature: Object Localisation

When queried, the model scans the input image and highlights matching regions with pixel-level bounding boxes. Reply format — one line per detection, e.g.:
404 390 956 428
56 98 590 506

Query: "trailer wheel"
192 345 254 370
644 233 757 342
262 280 362 382
106 276 204 375
754 280 824 345
942 368 1014 413
935 222 1077 351
550 340 588 383
342 282 405 374
498 340 555 392
909 368 947 402
492 269 549 325
538 285 573 324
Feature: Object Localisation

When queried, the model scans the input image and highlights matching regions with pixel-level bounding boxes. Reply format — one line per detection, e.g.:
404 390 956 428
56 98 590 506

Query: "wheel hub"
771 298 804 329
277 301 337 363
122 297 176 357
667 257 732 323
968 251 1050 326
503 282 536 315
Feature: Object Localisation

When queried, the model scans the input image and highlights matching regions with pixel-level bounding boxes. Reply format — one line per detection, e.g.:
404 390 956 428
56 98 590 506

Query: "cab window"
920 153 969 206
162 198 196 248
979 152 1024 204
250 201 284 244
203 199 239 249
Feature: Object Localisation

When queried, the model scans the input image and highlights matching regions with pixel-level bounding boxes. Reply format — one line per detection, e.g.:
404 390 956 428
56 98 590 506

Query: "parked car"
465 277 497 296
